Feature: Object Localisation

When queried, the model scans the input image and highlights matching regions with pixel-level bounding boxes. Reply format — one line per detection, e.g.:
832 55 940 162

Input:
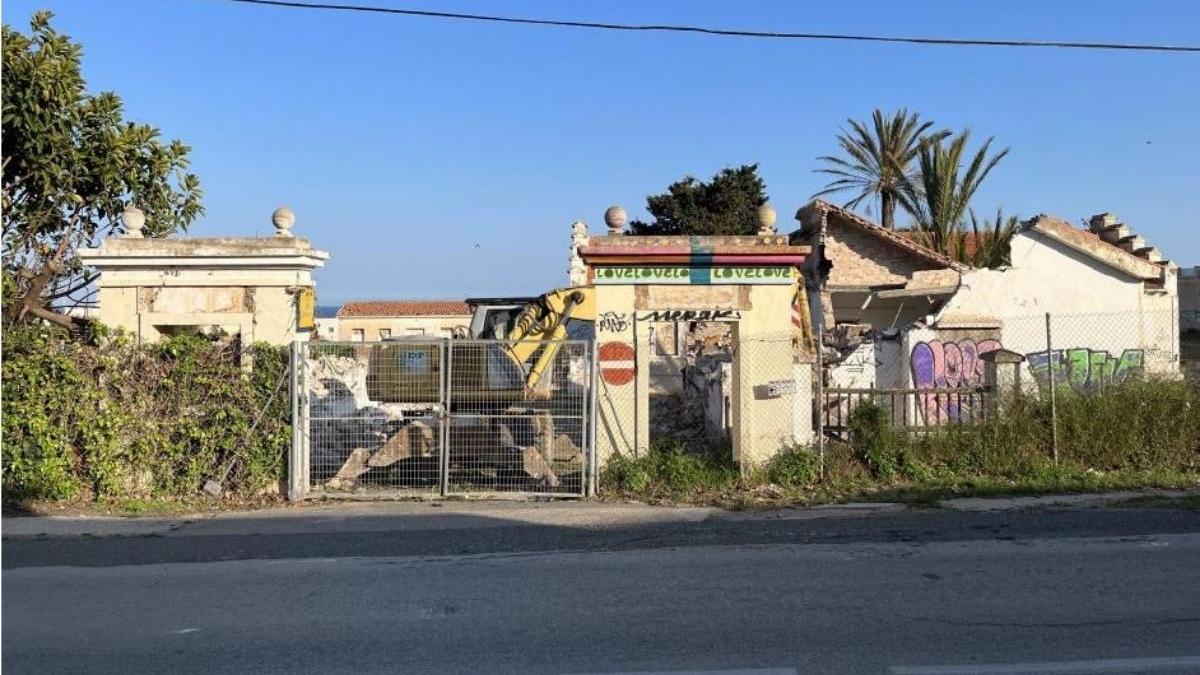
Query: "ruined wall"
935 229 1178 382
80 232 328 347
823 225 946 287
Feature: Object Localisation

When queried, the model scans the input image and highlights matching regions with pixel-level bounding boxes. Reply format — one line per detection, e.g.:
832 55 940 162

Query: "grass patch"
600 379 1200 509
602 438 739 502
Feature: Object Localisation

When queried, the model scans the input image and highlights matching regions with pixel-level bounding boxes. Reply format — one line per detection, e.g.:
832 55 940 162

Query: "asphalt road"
4 505 1200 674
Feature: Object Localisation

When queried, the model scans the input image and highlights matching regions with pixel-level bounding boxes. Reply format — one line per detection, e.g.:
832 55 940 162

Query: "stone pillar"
568 221 589 287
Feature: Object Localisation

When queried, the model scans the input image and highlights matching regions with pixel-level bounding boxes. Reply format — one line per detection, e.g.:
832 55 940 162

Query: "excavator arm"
503 286 595 395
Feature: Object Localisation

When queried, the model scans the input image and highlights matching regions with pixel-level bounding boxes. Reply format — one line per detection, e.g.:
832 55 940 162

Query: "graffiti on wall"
910 339 1002 423
636 309 740 322
597 311 630 333
1026 348 1144 391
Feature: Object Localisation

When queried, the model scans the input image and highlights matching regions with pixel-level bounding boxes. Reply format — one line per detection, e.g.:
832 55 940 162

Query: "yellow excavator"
366 286 596 405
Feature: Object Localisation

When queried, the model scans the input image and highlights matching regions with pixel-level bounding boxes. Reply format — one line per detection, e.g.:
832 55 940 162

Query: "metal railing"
821 386 993 438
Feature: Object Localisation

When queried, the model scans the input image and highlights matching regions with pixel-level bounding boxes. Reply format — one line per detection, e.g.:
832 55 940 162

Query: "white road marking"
571 667 796 672
890 654 1200 674
575 670 797 675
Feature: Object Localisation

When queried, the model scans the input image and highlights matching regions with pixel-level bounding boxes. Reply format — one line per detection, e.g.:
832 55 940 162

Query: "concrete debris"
649 354 730 446
308 356 370 409
326 448 372 490
686 322 733 357
549 433 582 463
518 446 559 487
367 420 435 467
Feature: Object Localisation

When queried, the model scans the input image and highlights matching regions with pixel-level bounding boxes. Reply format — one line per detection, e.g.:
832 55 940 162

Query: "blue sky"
7 1 1199 303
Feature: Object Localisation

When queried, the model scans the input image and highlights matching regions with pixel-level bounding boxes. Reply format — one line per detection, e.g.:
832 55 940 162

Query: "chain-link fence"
292 338 594 498
818 307 1182 440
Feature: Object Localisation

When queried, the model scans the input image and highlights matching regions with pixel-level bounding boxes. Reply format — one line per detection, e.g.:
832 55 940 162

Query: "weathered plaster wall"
936 230 1178 377
79 232 328 346
592 281 806 468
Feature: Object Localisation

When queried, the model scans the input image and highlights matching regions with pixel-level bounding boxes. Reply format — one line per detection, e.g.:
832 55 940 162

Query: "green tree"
2 12 203 329
628 164 767 236
912 207 1019 268
896 129 1009 256
961 208 1019 268
814 108 945 229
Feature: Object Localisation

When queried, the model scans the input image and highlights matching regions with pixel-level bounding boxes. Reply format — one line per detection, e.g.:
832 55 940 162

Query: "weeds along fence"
293 338 595 499
817 308 1196 471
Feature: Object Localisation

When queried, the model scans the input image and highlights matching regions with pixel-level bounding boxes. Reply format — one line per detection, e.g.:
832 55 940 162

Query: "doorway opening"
647 320 735 454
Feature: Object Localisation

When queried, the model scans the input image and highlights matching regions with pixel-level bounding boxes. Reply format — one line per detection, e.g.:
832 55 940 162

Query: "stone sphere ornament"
272 206 296 237
756 203 777 234
604 205 627 234
122 205 146 238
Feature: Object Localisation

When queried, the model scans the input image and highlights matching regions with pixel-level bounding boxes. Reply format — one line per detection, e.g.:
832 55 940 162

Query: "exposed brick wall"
825 225 944 287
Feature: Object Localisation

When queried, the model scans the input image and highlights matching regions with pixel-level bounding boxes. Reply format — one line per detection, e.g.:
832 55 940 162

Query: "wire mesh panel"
446 339 592 496
304 341 445 496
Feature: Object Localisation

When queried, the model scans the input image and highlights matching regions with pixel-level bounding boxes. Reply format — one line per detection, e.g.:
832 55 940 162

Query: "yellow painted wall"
592 280 806 469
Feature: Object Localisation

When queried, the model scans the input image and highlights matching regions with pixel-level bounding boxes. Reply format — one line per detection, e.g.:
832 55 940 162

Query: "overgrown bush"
848 401 904 479
601 438 738 497
2 324 291 502
766 444 819 487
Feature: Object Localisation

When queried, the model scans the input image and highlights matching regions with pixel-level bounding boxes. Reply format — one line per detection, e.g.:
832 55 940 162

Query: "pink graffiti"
910 339 1001 423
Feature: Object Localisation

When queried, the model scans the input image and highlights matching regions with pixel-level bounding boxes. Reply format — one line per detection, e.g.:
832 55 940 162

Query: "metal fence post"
815 322 825 477
288 340 303 501
588 339 600 497
439 338 451 497
1045 312 1059 464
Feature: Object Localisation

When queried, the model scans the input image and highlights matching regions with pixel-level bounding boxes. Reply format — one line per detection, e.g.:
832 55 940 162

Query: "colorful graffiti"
1027 348 1144 391
910 339 1002 423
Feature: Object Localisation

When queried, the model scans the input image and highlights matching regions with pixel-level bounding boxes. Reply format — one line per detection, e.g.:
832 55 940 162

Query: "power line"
218 0 1200 53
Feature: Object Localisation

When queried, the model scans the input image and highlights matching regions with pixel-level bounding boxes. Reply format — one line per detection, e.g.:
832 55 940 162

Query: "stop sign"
598 341 636 386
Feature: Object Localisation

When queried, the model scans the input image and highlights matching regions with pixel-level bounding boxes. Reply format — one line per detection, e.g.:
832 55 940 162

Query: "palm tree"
963 208 1019 268
896 129 1009 254
814 109 946 229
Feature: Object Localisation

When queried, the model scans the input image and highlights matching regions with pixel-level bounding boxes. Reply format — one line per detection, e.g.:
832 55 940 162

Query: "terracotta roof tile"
337 300 471 317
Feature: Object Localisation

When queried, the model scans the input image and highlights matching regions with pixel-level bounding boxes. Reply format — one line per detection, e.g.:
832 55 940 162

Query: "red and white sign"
598 341 636 386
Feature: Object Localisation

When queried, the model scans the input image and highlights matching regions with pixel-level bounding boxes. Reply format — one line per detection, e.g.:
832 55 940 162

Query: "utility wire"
219 0 1200 53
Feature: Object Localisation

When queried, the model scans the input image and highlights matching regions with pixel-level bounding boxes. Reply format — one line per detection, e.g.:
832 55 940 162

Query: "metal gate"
290 338 595 499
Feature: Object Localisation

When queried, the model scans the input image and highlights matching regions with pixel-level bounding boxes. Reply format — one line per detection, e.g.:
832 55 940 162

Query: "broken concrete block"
326 447 371 489
549 433 582 463
368 421 434 467
520 446 559 487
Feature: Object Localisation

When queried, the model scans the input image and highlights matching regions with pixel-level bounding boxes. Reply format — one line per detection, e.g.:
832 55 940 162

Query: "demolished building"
793 200 1179 405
